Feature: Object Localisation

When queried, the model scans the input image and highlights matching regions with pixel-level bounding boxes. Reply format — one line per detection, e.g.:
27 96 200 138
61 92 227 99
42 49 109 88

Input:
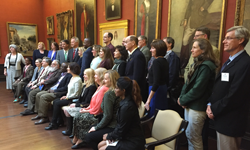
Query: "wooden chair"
142 110 188 150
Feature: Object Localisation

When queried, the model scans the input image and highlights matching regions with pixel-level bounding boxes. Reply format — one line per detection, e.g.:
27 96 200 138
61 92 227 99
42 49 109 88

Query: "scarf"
112 59 125 71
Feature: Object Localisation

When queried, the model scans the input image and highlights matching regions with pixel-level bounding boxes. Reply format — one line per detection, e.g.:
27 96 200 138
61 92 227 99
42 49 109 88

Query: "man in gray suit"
138 35 151 65
56 40 70 64
67 37 80 63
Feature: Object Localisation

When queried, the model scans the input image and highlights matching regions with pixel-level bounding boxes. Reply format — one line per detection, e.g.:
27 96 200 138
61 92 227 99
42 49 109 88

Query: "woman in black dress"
112 46 128 76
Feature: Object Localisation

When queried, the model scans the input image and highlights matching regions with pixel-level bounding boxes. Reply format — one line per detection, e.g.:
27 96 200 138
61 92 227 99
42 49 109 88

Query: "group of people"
3 25 250 150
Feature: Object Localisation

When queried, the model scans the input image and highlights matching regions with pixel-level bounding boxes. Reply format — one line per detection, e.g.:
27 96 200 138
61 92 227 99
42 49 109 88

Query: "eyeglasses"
194 34 204 38
223 37 238 41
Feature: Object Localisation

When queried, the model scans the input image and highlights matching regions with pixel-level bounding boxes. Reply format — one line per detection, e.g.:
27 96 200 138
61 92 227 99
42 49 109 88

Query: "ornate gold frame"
99 20 128 46
74 0 97 44
167 0 227 55
134 0 162 38
6 22 38 56
234 0 245 26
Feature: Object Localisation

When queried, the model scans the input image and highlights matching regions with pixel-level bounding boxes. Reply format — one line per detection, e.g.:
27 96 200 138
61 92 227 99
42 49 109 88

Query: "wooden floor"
0 81 218 150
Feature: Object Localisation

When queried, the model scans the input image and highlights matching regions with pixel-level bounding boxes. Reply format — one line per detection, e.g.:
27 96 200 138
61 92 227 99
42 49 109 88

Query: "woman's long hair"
116 77 142 108
101 46 114 65
104 70 120 91
83 68 95 87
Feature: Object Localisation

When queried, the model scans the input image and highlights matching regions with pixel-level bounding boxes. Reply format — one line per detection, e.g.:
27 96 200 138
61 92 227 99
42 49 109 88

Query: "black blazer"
167 51 180 90
54 73 72 93
209 51 250 137
67 48 80 63
42 69 62 91
75 84 97 107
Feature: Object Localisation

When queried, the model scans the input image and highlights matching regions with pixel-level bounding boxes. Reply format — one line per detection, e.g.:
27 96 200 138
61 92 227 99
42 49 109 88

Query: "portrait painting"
46 38 55 50
99 20 128 47
46 16 54 35
105 0 121 21
6 22 38 56
134 0 161 47
75 0 96 46
56 10 74 42
235 0 250 55
167 0 226 68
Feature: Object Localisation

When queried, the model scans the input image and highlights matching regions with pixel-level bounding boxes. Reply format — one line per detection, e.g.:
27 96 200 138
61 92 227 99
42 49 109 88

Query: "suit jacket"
47 50 57 61
42 69 62 90
32 66 50 87
53 73 72 93
209 51 250 137
125 48 146 96
80 47 94 78
166 51 180 90
18 65 34 83
56 49 68 64
67 48 80 63
140 46 151 65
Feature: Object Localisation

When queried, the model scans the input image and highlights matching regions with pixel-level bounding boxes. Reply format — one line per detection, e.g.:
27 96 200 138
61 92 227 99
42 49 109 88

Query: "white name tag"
221 73 229 82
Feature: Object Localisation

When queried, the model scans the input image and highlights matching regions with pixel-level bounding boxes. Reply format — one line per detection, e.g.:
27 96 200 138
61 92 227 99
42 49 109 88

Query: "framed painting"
167 0 227 68
46 16 54 35
134 0 162 46
6 22 38 56
46 38 55 50
99 20 128 47
56 10 74 42
105 0 121 21
75 0 96 46
235 0 250 55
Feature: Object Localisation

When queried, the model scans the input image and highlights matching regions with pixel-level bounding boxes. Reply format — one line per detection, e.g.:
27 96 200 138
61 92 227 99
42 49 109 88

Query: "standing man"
67 37 80 63
207 26 250 150
138 35 151 65
56 40 70 64
125 36 146 102
103 32 115 57
80 38 94 79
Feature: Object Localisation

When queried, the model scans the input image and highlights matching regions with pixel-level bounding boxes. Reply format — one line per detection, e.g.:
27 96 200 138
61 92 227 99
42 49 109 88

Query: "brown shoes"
34 117 50 125
31 115 41 120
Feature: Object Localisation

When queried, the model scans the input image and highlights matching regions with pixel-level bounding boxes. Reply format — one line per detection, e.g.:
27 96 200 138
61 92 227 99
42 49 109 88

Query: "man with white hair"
67 37 80 63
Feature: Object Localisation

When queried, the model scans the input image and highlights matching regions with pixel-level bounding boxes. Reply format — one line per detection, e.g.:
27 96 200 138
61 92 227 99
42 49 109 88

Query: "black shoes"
19 100 27 104
71 142 86 149
35 118 50 125
31 115 41 120
62 130 71 136
23 104 28 107
69 135 74 138
45 123 58 130
20 109 35 116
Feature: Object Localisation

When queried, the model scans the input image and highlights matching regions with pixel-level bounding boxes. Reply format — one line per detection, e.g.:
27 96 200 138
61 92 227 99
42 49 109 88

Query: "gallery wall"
0 0 237 64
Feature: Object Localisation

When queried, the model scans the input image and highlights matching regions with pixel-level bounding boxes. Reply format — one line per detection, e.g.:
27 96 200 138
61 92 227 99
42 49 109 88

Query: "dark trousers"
24 86 33 101
51 99 69 124
202 116 209 150
85 127 114 150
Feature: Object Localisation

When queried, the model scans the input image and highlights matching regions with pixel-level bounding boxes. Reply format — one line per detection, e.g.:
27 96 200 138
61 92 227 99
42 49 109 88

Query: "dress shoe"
69 135 74 138
19 100 26 104
31 115 41 120
24 104 28 107
35 118 50 125
62 130 71 136
45 123 58 130
71 142 86 149
24 101 28 104
13 99 20 103
20 109 35 116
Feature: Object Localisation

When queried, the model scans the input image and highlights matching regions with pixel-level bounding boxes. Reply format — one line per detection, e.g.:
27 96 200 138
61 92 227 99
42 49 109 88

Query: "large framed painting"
56 10 74 42
75 0 96 46
105 0 121 21
235 0 250 55
134 0 162 46
6 22 38 56
167 0 227 68
46 38 55 50
99 20 128 47
46 16 54 35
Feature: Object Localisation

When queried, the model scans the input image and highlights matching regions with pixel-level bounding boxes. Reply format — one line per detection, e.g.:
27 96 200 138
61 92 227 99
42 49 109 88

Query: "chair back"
138 101 145 118
151 110 183 149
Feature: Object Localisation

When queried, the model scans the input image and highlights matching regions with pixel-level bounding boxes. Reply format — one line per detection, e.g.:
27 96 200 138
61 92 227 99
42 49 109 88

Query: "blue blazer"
166 51 180 90
80 47 94 78
48 50 57 61
31 66 44 81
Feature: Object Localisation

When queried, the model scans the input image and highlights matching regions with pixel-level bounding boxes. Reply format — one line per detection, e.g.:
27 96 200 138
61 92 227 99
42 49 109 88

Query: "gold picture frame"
74 0 97 45
99 20 128 47
167 0 227 61
46 15 54 35
6 22 38 56
46 38 55 50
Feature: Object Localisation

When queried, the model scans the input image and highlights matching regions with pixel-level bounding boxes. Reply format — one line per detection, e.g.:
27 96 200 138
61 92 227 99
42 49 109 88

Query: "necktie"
73 49 76 59
221 59 231 72
65 51 67 61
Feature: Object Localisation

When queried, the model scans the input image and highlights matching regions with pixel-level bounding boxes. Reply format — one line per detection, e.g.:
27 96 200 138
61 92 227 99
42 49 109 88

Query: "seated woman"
98 47 114 70
21 58 44 105
45 62 82 130
98 77 145 150
62 68 97 136
71 67 108 149
85 70 120 150
13 58 34 103
112 45 128 76
90 45 102 70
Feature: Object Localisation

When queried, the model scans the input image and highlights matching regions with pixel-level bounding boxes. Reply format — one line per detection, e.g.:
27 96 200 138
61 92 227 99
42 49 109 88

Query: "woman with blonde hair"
98 46 114 70
90 45 102 70
32 42 48 67
62 68 97 137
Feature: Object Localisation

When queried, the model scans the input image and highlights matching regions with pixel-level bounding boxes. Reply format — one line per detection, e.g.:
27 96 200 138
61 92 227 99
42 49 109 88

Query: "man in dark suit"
80 38 94 79
125 36 146 102
106 0 120 19
30 62 72 125
207 26 250 150
20 60 62 116
67 37 80 63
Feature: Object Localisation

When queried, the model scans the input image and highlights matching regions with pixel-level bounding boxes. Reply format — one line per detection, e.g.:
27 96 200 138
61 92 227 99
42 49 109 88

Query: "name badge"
221 73 229 82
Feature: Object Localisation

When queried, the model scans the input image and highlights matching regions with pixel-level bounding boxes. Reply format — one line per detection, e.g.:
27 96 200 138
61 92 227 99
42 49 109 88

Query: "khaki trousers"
13 81 27 98
35 91 56 117
28 88 41 112
217 132 242 150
